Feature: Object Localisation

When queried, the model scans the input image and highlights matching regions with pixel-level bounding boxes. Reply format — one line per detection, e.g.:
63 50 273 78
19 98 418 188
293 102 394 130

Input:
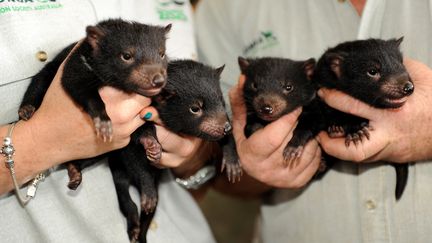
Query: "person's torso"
196 0 432 242
0 1 213 242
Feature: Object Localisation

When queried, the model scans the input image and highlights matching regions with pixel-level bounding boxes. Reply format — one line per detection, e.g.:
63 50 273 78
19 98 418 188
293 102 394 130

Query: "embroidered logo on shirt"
243 31 280 55
156 0 187 21
0 0 62 15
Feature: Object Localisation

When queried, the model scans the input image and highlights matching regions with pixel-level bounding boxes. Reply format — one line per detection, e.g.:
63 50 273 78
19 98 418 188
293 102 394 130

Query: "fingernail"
143 112 152 120
294 107 302 115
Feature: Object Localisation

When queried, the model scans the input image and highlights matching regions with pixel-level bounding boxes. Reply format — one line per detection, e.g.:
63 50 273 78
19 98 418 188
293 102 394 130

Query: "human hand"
139 107 216 179
317 58 432 163
229 76 322 189
0 41 152 194
23 42 151 166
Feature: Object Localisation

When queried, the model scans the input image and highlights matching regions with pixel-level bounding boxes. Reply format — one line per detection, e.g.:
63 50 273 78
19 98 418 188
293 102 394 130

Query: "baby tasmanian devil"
109 60 230 243
314 37 414 200
18 19 172 190
221 57 319 182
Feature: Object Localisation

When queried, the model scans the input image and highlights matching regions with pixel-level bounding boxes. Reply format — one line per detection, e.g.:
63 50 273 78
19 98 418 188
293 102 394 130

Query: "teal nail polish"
143 112 152 120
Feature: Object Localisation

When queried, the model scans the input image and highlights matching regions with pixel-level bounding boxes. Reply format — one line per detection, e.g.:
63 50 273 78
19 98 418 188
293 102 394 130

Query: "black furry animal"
109 60 230 243
19 19 172 190
221 57 320 182
314 37 414 200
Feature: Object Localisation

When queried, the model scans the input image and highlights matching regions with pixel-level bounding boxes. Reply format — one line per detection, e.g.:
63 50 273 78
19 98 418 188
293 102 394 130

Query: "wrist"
172 141 221 190
7 121 52 180
171 141 219 178
174 165 216 190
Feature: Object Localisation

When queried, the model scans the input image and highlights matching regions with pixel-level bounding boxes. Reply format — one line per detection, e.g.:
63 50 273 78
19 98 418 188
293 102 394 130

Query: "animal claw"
328 125 345 138
222 158 243 183
93 117 113 142
141 194 158 215
18 105 36 121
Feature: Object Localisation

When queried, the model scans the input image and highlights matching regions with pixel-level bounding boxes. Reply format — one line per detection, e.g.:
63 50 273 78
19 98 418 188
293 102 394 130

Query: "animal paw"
344 124 372 147
67 172 82 190
128 227 140 243
327 125 345 138
66 163 82 190
140 136 162 165
141 194 158 215
93 117 113 142
283 146 304 167
18 105 36 121
221 158 243 183
317 157 327 173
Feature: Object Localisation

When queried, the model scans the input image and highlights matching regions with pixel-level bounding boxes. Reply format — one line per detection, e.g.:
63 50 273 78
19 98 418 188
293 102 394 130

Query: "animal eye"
160 51 165 59
121 52 133 61
284 85 294 93
367 68 380 78
251 82 257 90
189 105 201 115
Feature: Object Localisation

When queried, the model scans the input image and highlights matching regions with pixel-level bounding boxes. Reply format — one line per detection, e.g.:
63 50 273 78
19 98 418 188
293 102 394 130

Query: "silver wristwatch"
174 165 216 190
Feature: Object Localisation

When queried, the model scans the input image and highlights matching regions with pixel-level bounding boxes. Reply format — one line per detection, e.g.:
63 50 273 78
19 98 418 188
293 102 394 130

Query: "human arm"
0 48 151 195
317 58 432 163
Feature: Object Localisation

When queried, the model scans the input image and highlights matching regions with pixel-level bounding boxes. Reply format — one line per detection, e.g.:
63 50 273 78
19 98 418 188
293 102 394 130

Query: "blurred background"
199 189 260 243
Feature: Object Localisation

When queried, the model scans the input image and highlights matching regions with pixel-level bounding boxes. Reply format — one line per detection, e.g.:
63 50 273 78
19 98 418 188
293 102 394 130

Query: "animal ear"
215 64 225 77
393 36 404 47
238 57 250 74
164 23 172 33
303 58 316 80
86 26 105 51
324 52 345 79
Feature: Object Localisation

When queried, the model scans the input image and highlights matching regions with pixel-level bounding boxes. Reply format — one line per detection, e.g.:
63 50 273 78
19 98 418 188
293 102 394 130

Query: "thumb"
318 88 379 120
229 75 247 144
140 106 162 125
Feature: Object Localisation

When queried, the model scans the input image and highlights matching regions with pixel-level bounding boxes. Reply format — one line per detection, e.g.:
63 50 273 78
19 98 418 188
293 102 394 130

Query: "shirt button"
149 220 158 231
365 199 377 210
36 51 48 62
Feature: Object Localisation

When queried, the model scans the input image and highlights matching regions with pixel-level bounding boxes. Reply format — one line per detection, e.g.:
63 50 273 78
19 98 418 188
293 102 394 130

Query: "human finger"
318 88 380 120
229 75 247 143
100 87 152 124
155 125 201 156
288 141 322 188
317 130 389 162
139 106 162 124
247 109 301 154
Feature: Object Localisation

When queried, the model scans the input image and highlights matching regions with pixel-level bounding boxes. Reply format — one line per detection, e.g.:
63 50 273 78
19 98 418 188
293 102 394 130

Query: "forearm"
0 121 62 195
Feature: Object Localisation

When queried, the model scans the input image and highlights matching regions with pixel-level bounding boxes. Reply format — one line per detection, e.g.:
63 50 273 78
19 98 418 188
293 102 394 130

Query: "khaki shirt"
196 0 432 242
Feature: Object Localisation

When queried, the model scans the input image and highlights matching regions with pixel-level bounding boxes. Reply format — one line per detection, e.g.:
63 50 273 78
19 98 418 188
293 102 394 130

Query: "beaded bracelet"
1 122 45 206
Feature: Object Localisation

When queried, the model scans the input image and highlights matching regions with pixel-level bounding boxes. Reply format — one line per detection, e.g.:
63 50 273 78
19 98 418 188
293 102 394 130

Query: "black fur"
221 57 321 182
109 60 230 242
240 57 320 159
315 38 413 200
19 19 172 190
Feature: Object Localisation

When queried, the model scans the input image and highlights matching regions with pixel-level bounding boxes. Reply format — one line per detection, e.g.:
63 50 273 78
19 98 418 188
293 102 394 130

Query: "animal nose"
224 122 232 134
152 74 166 88
260 105 273 114
403 82 414 95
